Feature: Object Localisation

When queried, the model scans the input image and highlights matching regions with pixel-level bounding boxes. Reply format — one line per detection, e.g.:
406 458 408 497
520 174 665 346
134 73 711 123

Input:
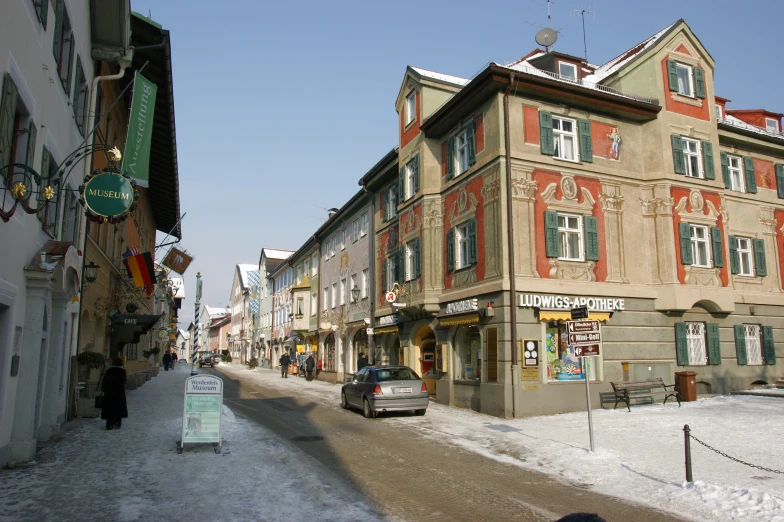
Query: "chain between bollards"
683 424 693 483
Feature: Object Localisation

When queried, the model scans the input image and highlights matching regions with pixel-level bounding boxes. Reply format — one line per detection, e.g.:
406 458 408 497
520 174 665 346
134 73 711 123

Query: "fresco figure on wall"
607 127 621 159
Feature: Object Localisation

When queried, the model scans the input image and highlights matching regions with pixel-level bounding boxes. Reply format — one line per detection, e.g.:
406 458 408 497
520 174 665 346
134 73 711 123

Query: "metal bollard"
683 424 693 482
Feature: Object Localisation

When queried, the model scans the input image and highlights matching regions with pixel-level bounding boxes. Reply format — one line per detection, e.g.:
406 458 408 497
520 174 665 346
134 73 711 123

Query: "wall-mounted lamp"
84 262 100 284
351 285 360 303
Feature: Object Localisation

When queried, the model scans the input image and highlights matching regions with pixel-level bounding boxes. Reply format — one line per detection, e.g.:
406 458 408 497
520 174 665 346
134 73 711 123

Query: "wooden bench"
610 378 681 412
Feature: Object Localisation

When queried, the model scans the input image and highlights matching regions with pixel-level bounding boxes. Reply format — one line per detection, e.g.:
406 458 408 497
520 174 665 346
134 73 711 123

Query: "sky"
133 0 784 324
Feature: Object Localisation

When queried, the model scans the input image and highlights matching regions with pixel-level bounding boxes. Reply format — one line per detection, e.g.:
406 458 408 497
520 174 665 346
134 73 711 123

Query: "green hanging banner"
122 71 157 188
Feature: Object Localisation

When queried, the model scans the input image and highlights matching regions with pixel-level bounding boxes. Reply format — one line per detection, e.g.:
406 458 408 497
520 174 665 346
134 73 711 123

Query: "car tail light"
421 383 428 393
373 384 383 395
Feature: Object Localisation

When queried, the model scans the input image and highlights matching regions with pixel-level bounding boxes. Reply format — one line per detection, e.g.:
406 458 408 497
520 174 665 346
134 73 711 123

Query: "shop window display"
546 323 598 381
324 333 335 371
455 325 482 381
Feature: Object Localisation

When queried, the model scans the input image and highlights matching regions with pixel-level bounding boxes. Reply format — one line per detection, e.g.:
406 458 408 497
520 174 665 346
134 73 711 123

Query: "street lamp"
84 262 100 285
351 285 360 303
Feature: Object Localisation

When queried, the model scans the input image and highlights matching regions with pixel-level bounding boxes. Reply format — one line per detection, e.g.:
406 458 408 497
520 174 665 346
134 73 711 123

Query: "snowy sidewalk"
0 364 381 522
218 363 784 522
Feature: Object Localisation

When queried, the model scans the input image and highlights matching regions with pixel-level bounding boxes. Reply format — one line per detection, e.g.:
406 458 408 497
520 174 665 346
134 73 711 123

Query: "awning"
110 313 162 346
438 313 480 327
537 310 612 323
374 325 400 335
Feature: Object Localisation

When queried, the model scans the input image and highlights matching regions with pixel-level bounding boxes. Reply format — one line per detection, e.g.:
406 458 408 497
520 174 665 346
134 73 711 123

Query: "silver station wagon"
341 365 429 418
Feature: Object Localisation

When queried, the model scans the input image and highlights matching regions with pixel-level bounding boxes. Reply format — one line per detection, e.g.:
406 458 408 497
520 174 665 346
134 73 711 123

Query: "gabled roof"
203 305 229 318
409 66 469 87
261 248 294 262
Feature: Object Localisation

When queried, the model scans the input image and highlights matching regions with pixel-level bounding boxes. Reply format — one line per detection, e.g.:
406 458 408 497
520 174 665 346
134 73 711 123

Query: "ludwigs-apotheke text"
518 293 625 311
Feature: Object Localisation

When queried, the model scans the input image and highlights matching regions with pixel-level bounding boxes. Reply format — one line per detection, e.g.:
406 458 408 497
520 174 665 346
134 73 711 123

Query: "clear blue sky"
132 0 784 324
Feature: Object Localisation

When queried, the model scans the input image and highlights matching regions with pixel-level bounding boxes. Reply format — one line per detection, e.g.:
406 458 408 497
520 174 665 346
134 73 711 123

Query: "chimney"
327 207 339 219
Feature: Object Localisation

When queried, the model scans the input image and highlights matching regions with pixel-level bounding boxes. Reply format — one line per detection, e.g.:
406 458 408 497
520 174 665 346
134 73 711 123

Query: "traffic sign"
570 306 588 320
566 320 601 346
573 344 601 357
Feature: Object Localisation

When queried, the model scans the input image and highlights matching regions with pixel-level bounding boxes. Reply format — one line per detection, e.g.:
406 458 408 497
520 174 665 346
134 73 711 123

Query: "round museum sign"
80 169 137 219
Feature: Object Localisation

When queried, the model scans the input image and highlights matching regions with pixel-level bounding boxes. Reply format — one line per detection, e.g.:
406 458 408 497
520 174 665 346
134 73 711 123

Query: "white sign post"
179 374 223 454
567 320 602 453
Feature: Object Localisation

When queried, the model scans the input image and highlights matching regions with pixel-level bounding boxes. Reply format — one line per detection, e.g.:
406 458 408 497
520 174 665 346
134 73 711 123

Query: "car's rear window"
375 368 419 381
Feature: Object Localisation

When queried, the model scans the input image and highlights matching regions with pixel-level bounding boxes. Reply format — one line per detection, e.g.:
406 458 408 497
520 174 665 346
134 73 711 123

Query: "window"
766 118 779 133
727 155 744 192
405 239 420 281
402 156 419 200
744 325 763 365
405 90 416 125
675 63 693 97
447 220 477 272
456 128 471 175
558 214 583 261
331 283 337 308
682 138 702 178
546 323 599 381
447 122 477 179
323 287 328 311
690 225 711 267
72 57 88 134
32 0 48 28
385 184 398 220
715 105 723 121
352 219 360 243
361 269 369 299
735 237 754 276
360 213 368 237
558 62 577 81
685 322 707 365
329 238 335 258
52 1 75 95
456 224 470 270
552 116 577 161
386 255 396 290
296 298 304 317
311 253 318 276
341 229 346 250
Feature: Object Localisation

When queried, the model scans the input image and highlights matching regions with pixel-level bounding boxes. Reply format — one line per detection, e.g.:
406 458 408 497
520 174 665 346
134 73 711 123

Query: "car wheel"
341 391 349 410
363 398 375 419
414 409 426 416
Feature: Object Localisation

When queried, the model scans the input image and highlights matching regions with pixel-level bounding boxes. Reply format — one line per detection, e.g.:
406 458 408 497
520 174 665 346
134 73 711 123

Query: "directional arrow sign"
566 320 600 346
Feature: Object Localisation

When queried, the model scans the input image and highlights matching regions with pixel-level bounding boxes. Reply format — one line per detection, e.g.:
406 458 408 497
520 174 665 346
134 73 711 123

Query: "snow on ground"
218 363 784 522
0 363 383 522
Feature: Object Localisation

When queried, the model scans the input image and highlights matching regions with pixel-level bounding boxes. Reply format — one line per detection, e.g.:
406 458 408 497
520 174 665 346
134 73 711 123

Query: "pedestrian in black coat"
101 358 128 430
279 353 291 378
162 350 172 371
357 352 368 371
305 354 315 381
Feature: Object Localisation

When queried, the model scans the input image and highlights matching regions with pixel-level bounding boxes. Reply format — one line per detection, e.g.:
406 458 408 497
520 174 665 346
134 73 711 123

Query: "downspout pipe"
361 184 375 364
504 73 519 418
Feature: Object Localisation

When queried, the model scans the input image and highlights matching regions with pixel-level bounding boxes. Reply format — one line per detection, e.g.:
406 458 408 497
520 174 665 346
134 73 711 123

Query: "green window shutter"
72 55 81 119
734 325 748 365
702 141 715 180
775 164 784 199
671 135 686 174
710 226 723 268
728 236 740 275
583 215 599 261
694 67 706 99
25 120 37 170
412 155 419 194
544 210 560 258
578 119 593 163
52 0 63 61
743 157 757 194
467 120 476 166
679 222 693 265
720 151 731 188
446 228 454 272
675 323 689 366
539 111 554 156
381 259 387 292
753 239 767 277
706 323 721 365
414 238 420 279
667 60 679 92
762 326 776 365
467 218 477 265
64 34 74 95
380 193 386 223
0 73 19 173
446 136 454 180
399 165 405 202
39 0 48 28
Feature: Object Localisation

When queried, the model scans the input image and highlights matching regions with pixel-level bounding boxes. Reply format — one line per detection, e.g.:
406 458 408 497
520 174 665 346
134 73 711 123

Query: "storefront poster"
183 395 221 443
546 328 583 381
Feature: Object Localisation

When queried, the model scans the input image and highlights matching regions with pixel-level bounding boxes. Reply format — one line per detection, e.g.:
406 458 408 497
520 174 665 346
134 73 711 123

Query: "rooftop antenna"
571 5 596 61
526 0 563 52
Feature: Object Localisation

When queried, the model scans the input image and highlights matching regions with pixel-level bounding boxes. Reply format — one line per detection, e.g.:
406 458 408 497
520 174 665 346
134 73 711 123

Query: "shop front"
373 314 403 366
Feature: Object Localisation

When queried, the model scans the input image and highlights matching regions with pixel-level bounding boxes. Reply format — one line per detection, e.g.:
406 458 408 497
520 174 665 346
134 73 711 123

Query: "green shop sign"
79 169 138 220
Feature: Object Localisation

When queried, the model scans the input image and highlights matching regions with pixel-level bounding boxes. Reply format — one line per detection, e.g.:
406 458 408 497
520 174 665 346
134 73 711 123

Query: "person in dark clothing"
172 352 178 366
279 353 291 378
357 352 368 371
162 350 172 371
101 358 128 430
304 354 315 381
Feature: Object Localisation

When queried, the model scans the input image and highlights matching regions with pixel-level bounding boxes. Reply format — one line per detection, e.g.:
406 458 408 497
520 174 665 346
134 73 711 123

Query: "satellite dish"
535 28 558 48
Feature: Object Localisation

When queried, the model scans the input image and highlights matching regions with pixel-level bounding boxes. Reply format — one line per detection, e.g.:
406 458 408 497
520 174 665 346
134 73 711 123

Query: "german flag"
123 252 155 288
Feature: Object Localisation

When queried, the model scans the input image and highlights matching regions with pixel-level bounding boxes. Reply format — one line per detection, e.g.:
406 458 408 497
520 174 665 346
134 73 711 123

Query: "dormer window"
766 118 779 133
666 60 706 99
715 105 722 121
405 90 416 126
675 63 693 97
558 62 577 81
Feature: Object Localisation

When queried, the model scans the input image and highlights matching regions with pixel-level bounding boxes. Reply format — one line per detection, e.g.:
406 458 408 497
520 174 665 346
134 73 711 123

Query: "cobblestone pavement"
217 367 686 522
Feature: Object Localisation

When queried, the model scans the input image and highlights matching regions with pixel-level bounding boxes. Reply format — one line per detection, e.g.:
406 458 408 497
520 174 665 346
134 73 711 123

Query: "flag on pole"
123 252 156 288
122 247 140 279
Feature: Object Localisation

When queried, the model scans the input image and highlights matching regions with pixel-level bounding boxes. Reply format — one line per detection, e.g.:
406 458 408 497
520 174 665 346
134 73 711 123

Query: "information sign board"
573 344 601 357
180 375 223 453
566 320 601 346
570 306 588 320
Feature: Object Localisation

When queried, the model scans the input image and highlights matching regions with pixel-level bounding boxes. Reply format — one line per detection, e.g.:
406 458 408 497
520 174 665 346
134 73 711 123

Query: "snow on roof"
410 66 469 87
237 264 258 288
178 329 189 339
584 21 678 84
261 248 294 261
721 114 784 141
204 305 229 318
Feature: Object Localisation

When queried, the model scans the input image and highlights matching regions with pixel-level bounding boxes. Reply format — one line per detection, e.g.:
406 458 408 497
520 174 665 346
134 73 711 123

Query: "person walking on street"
305 353 315 381
172 351 178 367
357 352 368 371
101 358 128 430
279 352 291 378
162 349 172 371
